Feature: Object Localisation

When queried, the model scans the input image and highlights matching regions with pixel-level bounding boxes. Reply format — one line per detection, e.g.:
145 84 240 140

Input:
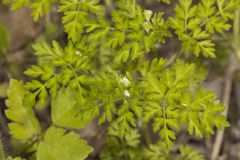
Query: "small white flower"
144 10 153 21
124 90 130 97
120 77 130 86
76 50 82 56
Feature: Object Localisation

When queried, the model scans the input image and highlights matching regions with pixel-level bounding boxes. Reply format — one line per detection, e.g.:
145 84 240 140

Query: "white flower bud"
76 50 82 56
124 90 130 97
144 10 153 21
120 77 130 86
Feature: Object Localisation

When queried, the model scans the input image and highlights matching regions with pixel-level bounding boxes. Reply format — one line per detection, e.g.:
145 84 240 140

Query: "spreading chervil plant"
1 0 239 159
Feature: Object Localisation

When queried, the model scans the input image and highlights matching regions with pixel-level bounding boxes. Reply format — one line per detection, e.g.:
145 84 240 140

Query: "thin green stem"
233 5 240 60
165 49 183 67
234 6 240 43
69 64 83 96
0 139 5 160
142 123 152 145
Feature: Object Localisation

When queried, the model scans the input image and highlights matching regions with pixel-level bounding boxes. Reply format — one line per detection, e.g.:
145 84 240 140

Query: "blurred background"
0 0 240 159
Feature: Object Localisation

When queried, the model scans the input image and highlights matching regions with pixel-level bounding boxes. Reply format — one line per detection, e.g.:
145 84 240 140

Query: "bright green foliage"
58 0 104 42
100 124 142 160
31 0 56 21
24 40 91 107
51 87 89 128
5 80 41 140
24 40 143 136
178 145 204 160
5 43 229 159
2 0 238 159
101 125 204 160
3 0 56 21
143 142 170 160
179 89 230 137
37 127 93 160
3 0 240 59
141 59 229 146
90 72 143 136
170 0 239 57
143 142 204 160
58 0 171 62
0 22 9 57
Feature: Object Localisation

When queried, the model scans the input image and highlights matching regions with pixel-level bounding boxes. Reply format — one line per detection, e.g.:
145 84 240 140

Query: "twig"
0 110 8 136
165 49 183 67
211 5 240 160
210 54 237 160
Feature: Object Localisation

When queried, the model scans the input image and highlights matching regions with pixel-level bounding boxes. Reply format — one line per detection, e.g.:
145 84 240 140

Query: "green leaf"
37 127 93 160
179 89 229 137
116 100 136 136
33 41 63 58
25 80 49 107
205 16 231 33
143 142 170 160
31 0 56 21
197 0 216 18
5 80 41 139
32 40 68 65
0 22 9 57
24 64 54 80
143 142 205 160
58 0 104 42
100 124 142 160
51 87 90 128
142 60 228 145
169 0 240 57
178 145 204 160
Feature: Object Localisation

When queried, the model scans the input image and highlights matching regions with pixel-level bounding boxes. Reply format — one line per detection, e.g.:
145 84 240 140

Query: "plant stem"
0 110 8 136
234 6 240 44
234 5 240 60
0 139 5 160
165 49 183 67
210 5 240 160
210 55 234 160
142 123 151 145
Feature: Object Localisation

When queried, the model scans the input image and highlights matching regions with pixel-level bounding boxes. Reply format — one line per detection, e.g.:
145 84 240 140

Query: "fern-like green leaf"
143 142 170 160
31 0 56 21
100 124 142 160
142 59 228 146
178 145 204 160
179 90 230 137
58 0 104 42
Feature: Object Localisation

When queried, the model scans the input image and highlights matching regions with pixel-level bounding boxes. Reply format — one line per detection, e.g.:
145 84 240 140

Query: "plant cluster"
100 124 204 160
1 0 239 159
